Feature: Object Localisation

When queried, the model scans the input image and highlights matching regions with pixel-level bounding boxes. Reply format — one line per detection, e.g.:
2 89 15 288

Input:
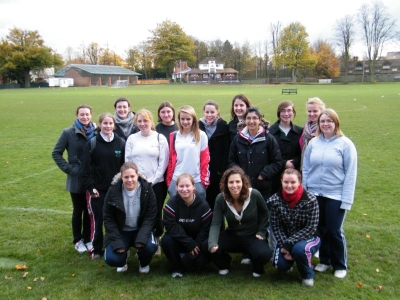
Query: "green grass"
1 83 399 299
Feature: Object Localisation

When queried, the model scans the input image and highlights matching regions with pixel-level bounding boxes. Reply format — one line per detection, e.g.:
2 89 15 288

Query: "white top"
125 131 169 185
172 130 208 183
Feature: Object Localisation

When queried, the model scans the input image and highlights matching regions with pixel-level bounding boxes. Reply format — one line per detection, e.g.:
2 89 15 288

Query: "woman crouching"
267 168 320 287
204 166 272 277
162 173 213 278
103 162 157 273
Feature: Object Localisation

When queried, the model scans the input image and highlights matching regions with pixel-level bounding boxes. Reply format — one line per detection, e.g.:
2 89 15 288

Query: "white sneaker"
117 264 128 273
139 264 150 274
219 269 229 275
252 272 262 278
302 278 314 287
334 270 347 278
241 258 251 265
116 250 130 273
74 240 87 253
314 263 330 272
85 242 93 252
172 272 183 278
314 250 319 258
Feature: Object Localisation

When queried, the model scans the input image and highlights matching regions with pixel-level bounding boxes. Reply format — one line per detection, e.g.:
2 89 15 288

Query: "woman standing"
155 102 178 143
125 109 169 253
267 168 320 287
162 173 212 278
303 109 357 279
82 113 126 259
269 101 303 194
52 105 96 253
113 97 139 140
199 100 230 209
103 162 157 273
204 166 272 277
229 106 282 201
166 105 210 200
300 97 325 168
228 94 252 143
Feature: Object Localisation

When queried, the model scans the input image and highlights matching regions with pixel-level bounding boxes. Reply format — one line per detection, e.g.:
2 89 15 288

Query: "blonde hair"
134 109 155 131
177 105 200 144
316 109 344 137
306 97 326 111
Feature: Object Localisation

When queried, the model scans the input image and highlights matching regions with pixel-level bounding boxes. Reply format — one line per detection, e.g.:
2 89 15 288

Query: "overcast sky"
0 0 399 60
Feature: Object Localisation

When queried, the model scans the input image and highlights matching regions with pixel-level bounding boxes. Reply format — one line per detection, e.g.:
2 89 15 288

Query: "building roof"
199 57 224 64
54 64 141 77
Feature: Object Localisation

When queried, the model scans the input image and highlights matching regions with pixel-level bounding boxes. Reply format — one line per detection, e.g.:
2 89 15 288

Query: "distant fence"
0 83 49 90
137 79 169 85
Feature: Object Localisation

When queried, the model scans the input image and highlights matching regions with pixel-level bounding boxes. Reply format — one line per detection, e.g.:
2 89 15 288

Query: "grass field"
1 83 399 299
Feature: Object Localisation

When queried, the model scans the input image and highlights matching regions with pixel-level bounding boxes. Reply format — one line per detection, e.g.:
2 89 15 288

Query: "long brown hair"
230 94 252 120
220 166 251 205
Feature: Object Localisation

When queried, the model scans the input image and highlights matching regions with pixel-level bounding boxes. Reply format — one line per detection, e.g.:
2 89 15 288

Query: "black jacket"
103 176 157 250
82 134 125 194
269 121 303 194
163 193 213 252
199 119 230 184
228 116 241 143
229 126 283 198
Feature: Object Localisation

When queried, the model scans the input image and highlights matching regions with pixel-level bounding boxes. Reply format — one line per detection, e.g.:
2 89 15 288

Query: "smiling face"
115 101 130 119
279 105 294 124
177 176 195 202
245 112 260 134
318 113 336 138
281 173 300 194
122 168 138 191
159 107 173 125
203 104 218 125
233 99 247 120
136 114 151 135
76 108 92 126
179 112 193 131
100 116 114 136
307 104 322 122
227 174 243 199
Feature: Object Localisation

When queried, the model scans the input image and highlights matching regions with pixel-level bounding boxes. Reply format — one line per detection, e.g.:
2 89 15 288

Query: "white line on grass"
2 166 57 185
0 206 70 214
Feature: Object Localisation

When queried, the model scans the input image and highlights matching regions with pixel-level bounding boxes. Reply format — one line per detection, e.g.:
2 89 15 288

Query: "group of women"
52 94 357 286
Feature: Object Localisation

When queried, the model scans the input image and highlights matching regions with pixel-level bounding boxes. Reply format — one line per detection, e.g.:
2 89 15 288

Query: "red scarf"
282 185 304 208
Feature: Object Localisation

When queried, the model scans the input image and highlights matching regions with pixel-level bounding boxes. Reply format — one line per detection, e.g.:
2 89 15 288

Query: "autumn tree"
273 22 315 83
86 42 102 65
99 44 123 66
125 47 142 71
221 40 234 68
311 40 340 78
148 20 195 78
270 22 282 82
358 1 397 82
0 27 63 87
192 39 209 66
334 15 356 82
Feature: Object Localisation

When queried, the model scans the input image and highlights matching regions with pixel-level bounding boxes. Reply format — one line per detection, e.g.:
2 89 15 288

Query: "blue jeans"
168 180 206 200
271 236 321 279
317 196 348 271
104 230 157 268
